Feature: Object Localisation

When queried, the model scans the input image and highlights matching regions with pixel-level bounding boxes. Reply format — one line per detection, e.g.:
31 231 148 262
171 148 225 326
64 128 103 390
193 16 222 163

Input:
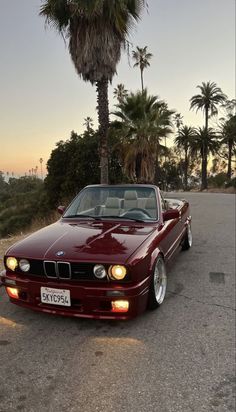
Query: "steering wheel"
122 208 152 218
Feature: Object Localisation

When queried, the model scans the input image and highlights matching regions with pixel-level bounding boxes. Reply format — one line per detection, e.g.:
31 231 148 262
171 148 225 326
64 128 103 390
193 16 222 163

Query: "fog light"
6 287 19 299
111 300 129 313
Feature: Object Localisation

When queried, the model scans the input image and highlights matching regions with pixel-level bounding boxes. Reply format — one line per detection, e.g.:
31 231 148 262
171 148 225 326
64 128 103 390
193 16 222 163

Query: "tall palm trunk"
227 140 233 179
184 147 188 190
201 107 209 190
140 68 144 92
201 138 208 191
201 154 208 191
96 78 109 184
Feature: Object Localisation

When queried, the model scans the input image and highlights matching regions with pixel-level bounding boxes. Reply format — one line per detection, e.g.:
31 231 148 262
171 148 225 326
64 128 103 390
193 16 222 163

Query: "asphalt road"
0 193 235 412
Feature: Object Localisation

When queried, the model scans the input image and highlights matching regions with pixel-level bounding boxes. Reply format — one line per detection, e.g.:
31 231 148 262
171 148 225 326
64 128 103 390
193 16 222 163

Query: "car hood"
6 220 157 264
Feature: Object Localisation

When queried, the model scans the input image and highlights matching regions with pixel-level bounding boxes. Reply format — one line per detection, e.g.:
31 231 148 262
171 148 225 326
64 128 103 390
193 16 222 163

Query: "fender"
149 247 163 274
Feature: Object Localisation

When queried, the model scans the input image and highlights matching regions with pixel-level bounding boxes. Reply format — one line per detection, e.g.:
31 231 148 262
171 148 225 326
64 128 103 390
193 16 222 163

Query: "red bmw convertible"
2 185 192 319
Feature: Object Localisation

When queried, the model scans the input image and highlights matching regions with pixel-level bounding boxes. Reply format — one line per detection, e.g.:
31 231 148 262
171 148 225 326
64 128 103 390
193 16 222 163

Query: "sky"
0 0 235 177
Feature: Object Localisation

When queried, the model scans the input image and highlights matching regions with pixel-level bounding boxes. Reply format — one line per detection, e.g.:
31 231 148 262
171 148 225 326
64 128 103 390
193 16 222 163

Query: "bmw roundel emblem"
56 250 65 257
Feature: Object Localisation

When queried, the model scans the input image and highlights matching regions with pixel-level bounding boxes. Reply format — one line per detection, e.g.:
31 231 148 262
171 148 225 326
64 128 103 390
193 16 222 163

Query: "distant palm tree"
174 113 184 132
191 127 220 189
173 113 184 185
113 89 173 183
113 84 128 104
40 1 145 184
219 115 236 178
39 158 43 180
132 46 153 92
190 81 227 189
83 117 94 133
175 126 196 190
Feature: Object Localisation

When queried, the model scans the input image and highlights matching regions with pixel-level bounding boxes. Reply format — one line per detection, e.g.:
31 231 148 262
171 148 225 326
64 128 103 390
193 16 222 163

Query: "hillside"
0 234 28 272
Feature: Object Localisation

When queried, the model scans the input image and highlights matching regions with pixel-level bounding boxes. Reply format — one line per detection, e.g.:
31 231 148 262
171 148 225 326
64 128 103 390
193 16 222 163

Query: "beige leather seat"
123 191 138 210
145 198 157 219
102 197 121 216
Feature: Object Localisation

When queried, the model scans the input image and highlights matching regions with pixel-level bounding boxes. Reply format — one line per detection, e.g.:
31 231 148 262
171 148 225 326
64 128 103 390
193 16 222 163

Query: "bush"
225 177 236 188
0 177 51 238
208 173 229 188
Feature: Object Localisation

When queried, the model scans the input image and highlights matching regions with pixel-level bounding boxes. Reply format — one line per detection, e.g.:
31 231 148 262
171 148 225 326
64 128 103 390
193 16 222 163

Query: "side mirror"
163 209 179 222
57 205 66 215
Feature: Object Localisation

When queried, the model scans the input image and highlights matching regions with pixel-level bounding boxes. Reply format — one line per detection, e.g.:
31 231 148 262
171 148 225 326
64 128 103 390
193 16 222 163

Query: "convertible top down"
1 185 192 319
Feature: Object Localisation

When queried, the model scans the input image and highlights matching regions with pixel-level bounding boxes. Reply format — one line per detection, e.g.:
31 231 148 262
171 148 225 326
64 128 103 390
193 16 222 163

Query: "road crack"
167 291 236 312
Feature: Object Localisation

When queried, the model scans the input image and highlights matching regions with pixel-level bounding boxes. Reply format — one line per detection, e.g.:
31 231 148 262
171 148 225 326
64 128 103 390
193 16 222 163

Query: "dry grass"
0 212 59 273
0 233 28 272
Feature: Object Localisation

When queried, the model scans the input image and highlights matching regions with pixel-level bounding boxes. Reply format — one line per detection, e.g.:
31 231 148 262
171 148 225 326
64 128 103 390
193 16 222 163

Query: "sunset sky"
0 0 235 177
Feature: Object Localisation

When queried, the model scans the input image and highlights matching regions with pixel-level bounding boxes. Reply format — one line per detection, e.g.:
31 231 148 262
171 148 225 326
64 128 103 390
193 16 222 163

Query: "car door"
158 192 183 262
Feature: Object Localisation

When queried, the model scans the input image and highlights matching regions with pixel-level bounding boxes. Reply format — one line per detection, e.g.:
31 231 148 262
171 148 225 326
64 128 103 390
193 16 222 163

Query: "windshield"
63 186 158 221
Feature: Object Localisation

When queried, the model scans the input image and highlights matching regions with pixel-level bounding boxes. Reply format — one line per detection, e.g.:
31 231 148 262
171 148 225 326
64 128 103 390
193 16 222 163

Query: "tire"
182 223 193 250
148 256 167 310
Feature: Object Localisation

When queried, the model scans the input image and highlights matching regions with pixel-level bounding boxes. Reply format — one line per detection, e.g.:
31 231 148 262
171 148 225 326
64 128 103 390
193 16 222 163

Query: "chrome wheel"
182 223 193 250
153 258 167 304
187 224 192 247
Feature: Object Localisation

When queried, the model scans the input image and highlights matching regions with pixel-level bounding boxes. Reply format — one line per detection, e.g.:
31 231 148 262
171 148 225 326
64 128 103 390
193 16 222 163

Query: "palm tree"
173 113 184 184
190 81 227 189
219 115 236 178
113 84 128 104
191 127 220 189
40 1 145 184
174 113 184 132
112 89 173 183
39 158 44 179
132 46 153 92
175 126 196 190
83 117 94 134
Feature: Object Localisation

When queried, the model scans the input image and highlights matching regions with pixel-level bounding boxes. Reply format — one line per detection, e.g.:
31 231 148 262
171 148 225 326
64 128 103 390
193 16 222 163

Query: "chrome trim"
57 261 71 280
4 278 16 286
43 261 72 279
43 261 57 278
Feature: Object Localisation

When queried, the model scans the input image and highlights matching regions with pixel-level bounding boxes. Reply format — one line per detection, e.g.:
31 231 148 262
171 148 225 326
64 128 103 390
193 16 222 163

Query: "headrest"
105 197 120 208
124 191 138 200
146 198 157 209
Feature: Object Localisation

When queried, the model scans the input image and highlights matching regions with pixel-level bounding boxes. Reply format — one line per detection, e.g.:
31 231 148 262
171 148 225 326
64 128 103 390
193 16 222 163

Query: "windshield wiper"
63 214 101 220
100 215 145 223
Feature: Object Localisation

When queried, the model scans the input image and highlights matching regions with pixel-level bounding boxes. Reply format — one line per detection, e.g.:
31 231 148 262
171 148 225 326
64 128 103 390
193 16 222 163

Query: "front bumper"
1 271 150 320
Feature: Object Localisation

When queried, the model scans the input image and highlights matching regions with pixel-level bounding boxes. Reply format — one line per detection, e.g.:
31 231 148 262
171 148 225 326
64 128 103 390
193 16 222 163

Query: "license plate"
40 287 71 307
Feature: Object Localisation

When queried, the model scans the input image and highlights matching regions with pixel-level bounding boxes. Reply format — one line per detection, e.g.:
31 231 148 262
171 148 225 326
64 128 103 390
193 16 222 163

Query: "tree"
191 127 220 189
173 113 183 132
83 117 94 134
112 89 173 183
219 115 236 178
132 46 153 92
40 0 145 184
45 130 124 207
113 84 128 104
190 81 227 189
218 99 236 179
45 131 100 206
174 126 196 190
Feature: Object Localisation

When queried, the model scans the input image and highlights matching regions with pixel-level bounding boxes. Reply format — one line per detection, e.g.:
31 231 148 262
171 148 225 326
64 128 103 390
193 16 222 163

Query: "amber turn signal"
6 287 19 299
111 300 129 313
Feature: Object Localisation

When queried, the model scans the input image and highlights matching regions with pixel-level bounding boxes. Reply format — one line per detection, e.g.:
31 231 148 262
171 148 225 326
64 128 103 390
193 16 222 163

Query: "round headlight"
93 264 107 279
19 259 30 272
109 265 127 280
6 257 18 271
